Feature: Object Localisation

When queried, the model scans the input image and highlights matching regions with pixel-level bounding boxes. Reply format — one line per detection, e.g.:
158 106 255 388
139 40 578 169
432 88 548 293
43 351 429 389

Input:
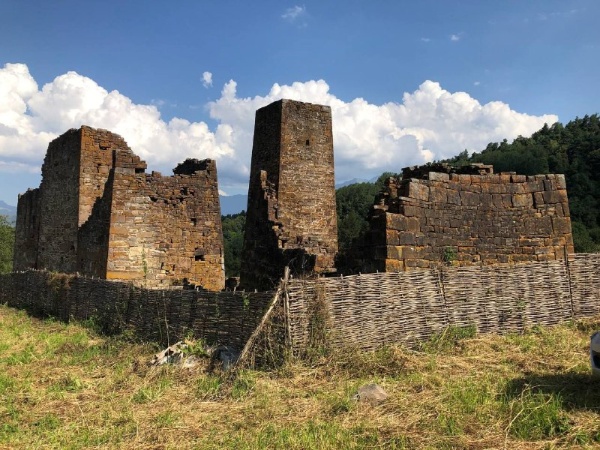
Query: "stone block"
446 189 461 205
385 259 404 272
501 194 513 208
555 174 567 190
552 217 572 235
398 232 416 245
385 213 408 231
386 245 401 259
386 230 400 246
461 191 480 207
402 204 420 217
408 181 430 202
543 189 568 205
512 193 533 208
428 172 450 182
429 186 448 204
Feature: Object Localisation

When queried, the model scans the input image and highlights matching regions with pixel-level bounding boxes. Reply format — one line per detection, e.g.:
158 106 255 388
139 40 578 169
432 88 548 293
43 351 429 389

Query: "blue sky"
1 0 598 206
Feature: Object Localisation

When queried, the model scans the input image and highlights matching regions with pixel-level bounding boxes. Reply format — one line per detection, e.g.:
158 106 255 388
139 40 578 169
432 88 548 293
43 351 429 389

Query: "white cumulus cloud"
202 71 213 88
282 5 306 21
0 62 558 196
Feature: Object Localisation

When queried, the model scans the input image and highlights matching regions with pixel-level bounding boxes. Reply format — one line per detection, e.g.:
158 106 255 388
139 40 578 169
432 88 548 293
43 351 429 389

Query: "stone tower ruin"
240 99 338 290
14 126 225 290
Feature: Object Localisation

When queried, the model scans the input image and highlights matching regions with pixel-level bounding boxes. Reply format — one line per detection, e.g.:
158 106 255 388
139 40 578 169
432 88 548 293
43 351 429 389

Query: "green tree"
0 215 15 273
336 173 397 251
221 212 245 277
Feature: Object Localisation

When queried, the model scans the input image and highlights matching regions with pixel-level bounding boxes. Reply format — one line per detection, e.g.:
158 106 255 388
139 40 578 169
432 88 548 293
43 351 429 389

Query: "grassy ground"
1 304 600 449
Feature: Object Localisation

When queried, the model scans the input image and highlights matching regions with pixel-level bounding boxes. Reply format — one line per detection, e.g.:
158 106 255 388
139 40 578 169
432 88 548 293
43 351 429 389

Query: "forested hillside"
446 115 600 252
223 115 600 276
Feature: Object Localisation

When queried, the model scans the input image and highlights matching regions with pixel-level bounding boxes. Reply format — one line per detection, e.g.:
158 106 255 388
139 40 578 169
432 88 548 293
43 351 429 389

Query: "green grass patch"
2 303 600 449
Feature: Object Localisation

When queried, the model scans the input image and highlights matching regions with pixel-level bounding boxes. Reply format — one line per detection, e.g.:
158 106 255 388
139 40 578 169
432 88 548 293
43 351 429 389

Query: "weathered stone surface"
368 165 574 271
240 100 338 290
14 126 225 291
354 383 389 405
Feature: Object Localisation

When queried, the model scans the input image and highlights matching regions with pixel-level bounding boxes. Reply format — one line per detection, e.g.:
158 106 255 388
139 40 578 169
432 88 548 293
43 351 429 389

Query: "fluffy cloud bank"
0 63 557 194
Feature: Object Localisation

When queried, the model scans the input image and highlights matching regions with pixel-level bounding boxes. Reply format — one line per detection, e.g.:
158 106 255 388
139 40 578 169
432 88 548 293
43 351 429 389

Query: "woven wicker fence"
2 254 600 361
285 254 600 354
0 271 274 349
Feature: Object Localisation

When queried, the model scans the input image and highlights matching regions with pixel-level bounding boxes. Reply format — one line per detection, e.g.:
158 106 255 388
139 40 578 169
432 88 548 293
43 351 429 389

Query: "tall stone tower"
240 99 338 290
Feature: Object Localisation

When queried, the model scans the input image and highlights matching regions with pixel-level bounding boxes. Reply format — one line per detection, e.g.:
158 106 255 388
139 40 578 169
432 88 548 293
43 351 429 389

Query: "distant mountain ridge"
335 178 369 188
220 194 248 216
0 201 17 224
219 178 377 216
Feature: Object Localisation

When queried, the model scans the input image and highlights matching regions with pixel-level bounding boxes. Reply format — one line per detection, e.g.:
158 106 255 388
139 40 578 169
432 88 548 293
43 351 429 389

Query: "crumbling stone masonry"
240 99 338 290
367 163 574 271
14 126 225 290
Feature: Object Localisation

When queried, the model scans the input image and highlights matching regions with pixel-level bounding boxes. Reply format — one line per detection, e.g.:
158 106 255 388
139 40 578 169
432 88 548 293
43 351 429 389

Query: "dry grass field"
1 303 600 449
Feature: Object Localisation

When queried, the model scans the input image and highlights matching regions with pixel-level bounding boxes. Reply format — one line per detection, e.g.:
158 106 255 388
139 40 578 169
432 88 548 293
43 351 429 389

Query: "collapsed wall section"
106 159 225 290
369 165 575 271
241 99 338 291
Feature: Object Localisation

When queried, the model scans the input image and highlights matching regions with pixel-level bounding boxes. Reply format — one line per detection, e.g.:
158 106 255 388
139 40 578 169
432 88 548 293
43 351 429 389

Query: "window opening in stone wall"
194 248 205 261
135 168 145 174
191 218 197 226
305 139 310 146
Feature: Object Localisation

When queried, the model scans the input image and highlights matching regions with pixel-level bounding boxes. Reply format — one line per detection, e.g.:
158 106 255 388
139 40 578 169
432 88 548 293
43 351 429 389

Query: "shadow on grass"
504 372 600 411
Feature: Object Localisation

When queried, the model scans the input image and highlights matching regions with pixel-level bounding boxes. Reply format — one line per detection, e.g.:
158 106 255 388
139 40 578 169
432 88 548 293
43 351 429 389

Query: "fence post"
236 267 290 367
563 247 575 319
437 266 449 327
282 267 293 350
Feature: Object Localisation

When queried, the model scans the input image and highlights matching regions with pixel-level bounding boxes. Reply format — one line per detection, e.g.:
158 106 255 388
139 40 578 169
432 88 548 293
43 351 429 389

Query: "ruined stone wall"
105 160 224 291
241 99 338 290
15 126 225 291
369 165 574 271
14 188 40 270
78 126 145 226
76 126 146 278
36 130 82 273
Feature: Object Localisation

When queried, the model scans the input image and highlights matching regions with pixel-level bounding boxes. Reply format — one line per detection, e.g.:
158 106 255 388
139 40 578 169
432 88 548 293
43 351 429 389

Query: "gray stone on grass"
353 383 389 405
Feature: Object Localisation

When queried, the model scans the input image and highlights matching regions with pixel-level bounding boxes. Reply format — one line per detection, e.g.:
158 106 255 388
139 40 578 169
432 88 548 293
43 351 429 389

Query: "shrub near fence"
0 271 275 349
285 254 600 354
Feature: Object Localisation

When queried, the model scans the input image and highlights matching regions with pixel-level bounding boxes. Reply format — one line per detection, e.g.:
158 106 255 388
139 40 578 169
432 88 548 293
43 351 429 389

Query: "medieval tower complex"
12 100 576 294
14 126 225 290
240 99 338 290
